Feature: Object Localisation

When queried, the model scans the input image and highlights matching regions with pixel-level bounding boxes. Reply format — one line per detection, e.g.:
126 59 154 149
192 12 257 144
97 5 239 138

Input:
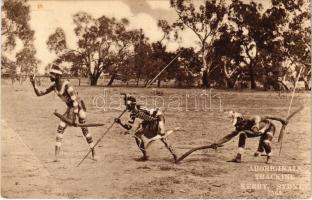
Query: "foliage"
2 0 38 76
170 0 227 87
47 12 140 85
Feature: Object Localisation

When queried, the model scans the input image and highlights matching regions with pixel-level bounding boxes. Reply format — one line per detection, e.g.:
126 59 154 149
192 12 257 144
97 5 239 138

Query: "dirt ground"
1 83 311 198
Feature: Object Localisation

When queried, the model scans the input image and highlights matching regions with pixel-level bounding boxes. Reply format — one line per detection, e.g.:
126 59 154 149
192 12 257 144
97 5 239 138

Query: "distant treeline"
1 0 311 90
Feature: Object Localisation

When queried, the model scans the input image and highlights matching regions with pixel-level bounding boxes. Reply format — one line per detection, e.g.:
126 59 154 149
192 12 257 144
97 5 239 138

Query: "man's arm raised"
30 75 54 96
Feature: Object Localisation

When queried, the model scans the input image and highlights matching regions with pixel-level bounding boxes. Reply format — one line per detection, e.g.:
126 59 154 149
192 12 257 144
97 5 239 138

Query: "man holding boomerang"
30 64 96 162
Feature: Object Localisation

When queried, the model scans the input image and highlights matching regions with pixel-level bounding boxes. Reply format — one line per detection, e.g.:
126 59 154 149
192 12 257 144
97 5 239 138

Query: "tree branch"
174 6 204 42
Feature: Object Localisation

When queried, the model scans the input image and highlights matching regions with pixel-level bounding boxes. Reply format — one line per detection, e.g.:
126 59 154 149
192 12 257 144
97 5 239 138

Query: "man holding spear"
114 94 178 162
77 50 182 166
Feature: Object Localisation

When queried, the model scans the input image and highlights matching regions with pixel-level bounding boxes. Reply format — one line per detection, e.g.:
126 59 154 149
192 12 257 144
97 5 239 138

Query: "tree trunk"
288 76 295 88
157 79 161 87
223 64 240 89
201 43 209 88
249 62 256 89
90 77 98 86
279 81 289 91
107 73 116 86
135 73 141 87
136 78 140 86
303 79 311 90
90 72 101 86
226 78 235 89
202 70 209 88
178 80 182 87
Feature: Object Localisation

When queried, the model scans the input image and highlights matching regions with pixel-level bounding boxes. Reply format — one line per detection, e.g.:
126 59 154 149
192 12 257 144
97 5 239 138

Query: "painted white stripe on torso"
55 80 70 103
54 80 69 96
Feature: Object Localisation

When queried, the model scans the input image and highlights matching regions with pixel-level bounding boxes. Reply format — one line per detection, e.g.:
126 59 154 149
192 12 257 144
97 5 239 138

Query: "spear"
145 52 181 88
76 109 127 167
278 66 304 155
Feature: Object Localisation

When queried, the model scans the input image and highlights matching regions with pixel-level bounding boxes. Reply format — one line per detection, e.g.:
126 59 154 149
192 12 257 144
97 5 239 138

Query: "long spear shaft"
146 52 181 88
76 109 127 167
279 66 303 155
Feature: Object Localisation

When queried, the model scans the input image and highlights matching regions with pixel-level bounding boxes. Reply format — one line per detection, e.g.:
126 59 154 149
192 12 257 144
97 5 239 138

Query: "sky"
26 0 199 73
6 0 272 74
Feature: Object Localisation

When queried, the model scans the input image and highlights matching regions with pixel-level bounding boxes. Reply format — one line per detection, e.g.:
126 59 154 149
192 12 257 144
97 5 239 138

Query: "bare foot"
135 156 148 162
227 158 241 163
91 156 98 161
266 156 272 164
91 148 97 161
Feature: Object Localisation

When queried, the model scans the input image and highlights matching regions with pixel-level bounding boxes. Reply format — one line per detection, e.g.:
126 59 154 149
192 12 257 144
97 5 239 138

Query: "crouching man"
114 95 178 163
211 111 287 164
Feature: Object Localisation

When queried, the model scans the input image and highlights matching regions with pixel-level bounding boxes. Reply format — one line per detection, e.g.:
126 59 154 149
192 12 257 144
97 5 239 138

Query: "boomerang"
145 127 182 149
54 112 104 127
176 143 224 163
277 105 304 143
176 106 303 163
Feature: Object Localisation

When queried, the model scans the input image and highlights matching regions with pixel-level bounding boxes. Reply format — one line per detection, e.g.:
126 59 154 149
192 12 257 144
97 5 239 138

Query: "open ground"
1 83 310 198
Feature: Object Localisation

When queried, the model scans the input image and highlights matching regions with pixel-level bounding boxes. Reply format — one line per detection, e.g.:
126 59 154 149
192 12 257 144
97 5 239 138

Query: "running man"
30 64 96 162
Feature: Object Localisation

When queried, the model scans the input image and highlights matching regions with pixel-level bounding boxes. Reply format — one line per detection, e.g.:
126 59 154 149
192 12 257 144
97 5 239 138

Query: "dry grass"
1 84 310 198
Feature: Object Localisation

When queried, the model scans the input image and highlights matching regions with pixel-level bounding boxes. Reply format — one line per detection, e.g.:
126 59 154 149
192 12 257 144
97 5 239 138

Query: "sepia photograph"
1 0 311 198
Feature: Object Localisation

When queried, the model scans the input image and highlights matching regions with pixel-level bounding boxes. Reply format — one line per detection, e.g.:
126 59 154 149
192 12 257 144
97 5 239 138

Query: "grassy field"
1 83 311 198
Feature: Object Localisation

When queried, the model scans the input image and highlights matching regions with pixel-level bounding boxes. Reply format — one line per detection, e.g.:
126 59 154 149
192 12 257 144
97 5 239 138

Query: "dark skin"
29 74 77 124
211 116 287 148
114 118 132 130
114 102 137 130
29 74 62 96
